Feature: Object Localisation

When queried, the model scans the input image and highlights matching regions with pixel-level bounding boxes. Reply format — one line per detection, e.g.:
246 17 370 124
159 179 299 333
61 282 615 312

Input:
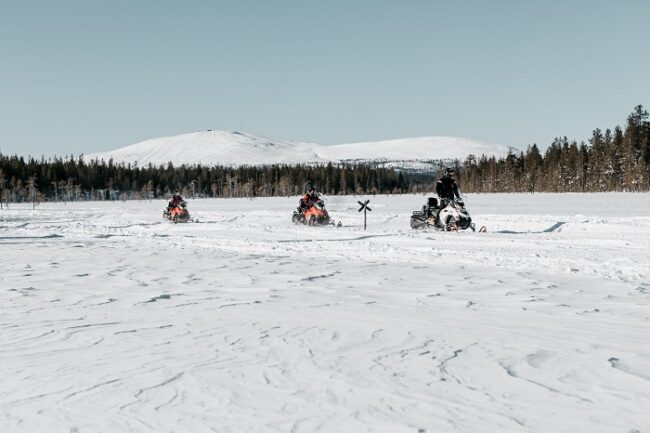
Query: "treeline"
0 158 426 206
0 105 649 206
459 105 650 193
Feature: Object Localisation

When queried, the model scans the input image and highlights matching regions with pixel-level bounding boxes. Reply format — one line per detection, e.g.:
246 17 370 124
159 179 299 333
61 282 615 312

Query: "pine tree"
623 105 649 190
26 176 39 209
524 144 543 193
587 129 606 191
0 168 5 209
0 168 9 209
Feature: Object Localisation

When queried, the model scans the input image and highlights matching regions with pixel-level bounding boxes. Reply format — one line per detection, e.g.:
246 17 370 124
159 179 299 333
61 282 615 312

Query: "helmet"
444 167 455 176
308 186 316 193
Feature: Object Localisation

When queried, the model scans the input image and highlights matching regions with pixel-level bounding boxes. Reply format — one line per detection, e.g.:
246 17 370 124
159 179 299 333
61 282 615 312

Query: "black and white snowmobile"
410 197 476 231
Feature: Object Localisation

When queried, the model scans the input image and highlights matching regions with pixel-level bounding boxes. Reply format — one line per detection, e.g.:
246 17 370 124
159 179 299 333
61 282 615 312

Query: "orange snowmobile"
163 203 193 223
292 199 341 226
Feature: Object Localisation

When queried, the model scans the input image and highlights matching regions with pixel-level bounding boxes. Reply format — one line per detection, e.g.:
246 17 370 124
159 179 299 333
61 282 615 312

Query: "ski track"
1 193 649 433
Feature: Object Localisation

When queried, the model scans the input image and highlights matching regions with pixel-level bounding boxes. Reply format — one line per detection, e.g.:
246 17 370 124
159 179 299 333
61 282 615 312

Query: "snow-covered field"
1 194 649 433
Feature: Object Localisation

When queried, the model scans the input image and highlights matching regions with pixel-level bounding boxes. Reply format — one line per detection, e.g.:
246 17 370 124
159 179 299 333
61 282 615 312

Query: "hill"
85 130 510 168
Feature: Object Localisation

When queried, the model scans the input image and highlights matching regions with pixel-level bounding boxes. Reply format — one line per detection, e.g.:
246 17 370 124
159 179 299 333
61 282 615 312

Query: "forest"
0 105 648 206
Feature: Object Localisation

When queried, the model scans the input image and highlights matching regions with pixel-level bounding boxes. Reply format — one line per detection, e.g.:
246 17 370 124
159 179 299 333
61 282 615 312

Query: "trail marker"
358 199 371 230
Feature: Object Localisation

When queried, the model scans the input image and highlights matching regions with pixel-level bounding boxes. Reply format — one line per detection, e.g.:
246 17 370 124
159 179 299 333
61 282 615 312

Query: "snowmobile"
163 203 194 223
292 199 341 227
410 197 476 231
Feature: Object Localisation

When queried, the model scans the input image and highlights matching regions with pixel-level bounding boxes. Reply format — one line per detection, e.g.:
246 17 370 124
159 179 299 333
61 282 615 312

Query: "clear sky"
1 0 649 157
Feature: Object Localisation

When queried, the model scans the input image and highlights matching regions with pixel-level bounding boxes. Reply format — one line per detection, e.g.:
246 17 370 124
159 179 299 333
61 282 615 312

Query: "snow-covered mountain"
320 136 510 163
85 130 510 168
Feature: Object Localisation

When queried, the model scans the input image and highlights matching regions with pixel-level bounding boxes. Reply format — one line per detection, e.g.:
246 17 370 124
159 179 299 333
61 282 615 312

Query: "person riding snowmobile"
292 186 341 226
163 193 192 222
167 194 186 211
436 168 461 206
298 187 319 212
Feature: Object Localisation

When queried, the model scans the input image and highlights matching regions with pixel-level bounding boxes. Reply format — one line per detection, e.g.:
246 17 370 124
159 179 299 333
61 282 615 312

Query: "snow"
84 130 510 167
84 131 322 167
318 136 509 162
1 193 649 433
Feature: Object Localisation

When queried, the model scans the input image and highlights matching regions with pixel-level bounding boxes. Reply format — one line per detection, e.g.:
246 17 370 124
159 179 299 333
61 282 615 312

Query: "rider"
167 193 186 211
436 167 460 207
299 186 319 212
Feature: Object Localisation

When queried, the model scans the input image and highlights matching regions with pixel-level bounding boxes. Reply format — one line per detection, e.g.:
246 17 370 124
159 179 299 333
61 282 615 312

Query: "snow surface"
318 136 508 162
84 130 510 167
1 193 649 433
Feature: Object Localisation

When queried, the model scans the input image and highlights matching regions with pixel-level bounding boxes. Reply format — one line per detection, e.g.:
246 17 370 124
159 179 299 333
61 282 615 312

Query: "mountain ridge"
85 130 511 168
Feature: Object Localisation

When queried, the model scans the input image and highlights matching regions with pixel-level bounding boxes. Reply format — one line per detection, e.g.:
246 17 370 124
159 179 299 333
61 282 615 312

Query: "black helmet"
444 167 455 176
308 186 316 193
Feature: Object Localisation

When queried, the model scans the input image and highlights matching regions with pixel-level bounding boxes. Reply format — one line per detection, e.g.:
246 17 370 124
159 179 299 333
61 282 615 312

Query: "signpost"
358 199 371 230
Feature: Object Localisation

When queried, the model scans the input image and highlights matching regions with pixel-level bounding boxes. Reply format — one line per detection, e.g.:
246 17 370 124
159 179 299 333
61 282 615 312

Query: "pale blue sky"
1 0 649 157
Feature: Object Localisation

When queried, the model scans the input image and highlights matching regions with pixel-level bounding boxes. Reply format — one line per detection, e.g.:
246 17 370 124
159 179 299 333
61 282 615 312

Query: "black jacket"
436 176 460 200
167 196 186 210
